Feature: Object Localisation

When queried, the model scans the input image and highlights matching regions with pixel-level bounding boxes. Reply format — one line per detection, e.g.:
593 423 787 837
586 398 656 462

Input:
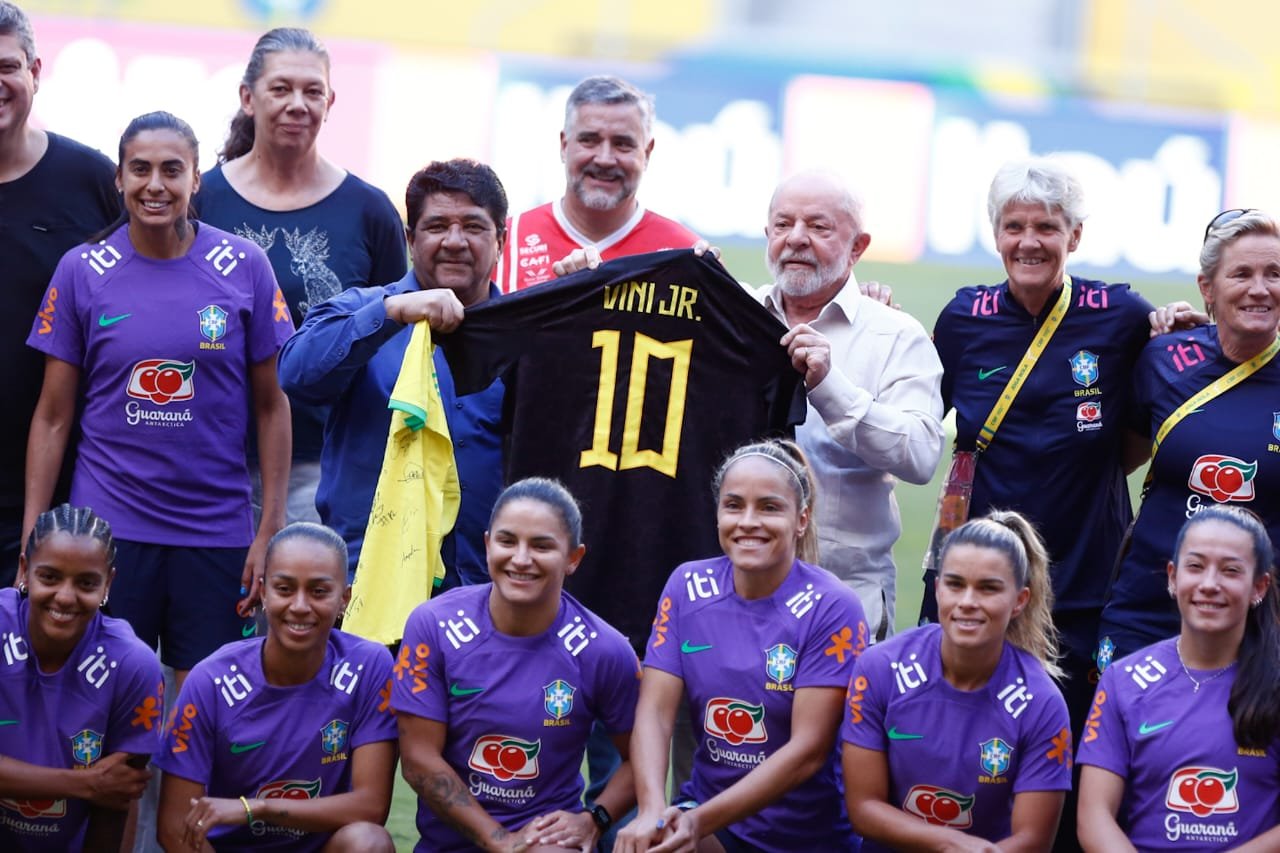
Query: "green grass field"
384 248 1192 849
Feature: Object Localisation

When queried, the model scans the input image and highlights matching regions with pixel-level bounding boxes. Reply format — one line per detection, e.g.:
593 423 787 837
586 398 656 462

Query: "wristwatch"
589 803 613 833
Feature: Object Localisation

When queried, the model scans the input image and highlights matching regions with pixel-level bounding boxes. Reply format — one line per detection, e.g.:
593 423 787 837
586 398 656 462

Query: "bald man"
758 172 944 640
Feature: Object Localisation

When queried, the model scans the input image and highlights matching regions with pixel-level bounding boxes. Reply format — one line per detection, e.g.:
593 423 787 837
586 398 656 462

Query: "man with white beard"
495 75 697 292
757 171 944 641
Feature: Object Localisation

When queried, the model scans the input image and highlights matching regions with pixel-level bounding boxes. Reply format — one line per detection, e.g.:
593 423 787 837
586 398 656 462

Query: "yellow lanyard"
1150 334 1280 458
976 277 1072 452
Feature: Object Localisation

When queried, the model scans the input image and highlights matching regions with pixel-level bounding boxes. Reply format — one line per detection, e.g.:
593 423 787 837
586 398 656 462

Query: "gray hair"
768 169 865 232
0 1 36 64
1200 210 1280 281
563 75 655 138
987 156 1086 232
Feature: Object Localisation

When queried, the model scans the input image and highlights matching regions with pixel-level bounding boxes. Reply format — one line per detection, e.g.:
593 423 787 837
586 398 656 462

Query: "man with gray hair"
495 74 697 292
0 1 118 585
759 170 945 640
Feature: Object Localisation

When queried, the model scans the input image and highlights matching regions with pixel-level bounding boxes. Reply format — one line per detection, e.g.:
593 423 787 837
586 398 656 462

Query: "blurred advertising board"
30 16 1273 279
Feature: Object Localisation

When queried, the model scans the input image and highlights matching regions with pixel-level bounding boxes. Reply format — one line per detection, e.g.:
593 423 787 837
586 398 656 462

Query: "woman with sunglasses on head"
1098 209 1280 667
1079 506 1280 851
842 511 1071 853
0 504 161 852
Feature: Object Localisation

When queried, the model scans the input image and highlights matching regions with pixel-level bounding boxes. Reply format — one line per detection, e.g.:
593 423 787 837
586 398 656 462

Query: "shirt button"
457 440 466 447
455 402 463 409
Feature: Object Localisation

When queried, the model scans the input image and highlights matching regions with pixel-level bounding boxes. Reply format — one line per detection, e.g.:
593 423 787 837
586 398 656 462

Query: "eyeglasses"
1203 208 1256 242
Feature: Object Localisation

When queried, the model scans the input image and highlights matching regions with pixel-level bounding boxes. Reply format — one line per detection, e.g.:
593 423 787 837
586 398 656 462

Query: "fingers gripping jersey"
644 557 867 852
841 624 1071 849
1077 638 1280 850
439 250 807 648
155 631 397 852
0 588 163 852
392 585 640 853
497 202 697 293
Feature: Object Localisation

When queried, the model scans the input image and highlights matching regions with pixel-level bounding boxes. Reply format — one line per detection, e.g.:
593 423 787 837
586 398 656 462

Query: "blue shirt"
278 271 503 582
1100 325 1280 652
933 279 1153 642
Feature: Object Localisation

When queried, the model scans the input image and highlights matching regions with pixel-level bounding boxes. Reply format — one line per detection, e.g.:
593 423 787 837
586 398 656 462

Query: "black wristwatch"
589 803 613 833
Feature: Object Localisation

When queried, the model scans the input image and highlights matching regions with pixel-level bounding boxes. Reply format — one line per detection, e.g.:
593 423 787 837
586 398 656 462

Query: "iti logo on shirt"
0 798 67 819
468 735 541 781
1166 767 1239 817
126 359 195 405
903 784 975 828
703 698 767 746
198 304 228 347
764 644 797 686
544 680 575 720
1070 350 1099 387
1188 455 1257 503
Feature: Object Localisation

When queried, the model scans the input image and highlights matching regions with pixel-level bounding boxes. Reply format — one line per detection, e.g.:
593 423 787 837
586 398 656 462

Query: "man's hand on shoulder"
781 323 832 389
1148 300 1209 337
859 280 898 310
384 289 465 333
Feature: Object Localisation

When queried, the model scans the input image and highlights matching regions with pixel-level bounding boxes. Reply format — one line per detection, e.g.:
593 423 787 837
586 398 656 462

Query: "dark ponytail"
220 27 330 163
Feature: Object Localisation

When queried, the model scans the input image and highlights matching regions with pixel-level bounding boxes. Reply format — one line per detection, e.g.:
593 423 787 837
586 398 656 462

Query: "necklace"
1175 637 1234 693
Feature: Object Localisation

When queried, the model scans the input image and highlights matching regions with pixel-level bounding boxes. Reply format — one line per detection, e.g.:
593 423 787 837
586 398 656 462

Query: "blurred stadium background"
24 0 1276 846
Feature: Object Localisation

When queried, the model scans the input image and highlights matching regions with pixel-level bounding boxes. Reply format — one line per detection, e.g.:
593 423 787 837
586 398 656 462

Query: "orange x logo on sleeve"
824 626 854 664
1046 727 1073 767
273 287 289 322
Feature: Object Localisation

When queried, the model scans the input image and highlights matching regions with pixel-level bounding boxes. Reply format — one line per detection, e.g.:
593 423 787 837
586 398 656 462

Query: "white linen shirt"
759 276 944 639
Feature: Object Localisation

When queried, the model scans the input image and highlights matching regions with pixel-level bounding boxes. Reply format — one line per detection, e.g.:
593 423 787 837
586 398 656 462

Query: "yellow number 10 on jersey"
580 330 693 478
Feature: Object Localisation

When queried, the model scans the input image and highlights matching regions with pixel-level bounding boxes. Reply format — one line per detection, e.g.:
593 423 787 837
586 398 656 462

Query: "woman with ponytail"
197 27 405 525
617 439 868 853
842 510 1071 852
1078 506 1280 851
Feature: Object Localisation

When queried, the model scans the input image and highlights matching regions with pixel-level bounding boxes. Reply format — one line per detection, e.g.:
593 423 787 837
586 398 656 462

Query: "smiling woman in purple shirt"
155 523 397 852
0 505 161 853
618 439 868 853
1077 506 1280 852
842 511 1071 852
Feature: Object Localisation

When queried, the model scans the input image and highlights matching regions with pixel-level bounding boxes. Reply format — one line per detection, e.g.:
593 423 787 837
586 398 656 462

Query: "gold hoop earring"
18 582 26 595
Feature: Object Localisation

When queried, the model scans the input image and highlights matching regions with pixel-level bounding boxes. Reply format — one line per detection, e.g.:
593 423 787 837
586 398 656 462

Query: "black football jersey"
440 250 807 648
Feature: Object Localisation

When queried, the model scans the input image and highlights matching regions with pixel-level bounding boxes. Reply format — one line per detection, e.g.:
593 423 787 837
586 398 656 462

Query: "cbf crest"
980 737 1012 777
320 719 349 756
1272 412 1280 442
1069 350 1099 388
198 305 228 344
71 729 104 766
544 680 575 721
765 643 797 686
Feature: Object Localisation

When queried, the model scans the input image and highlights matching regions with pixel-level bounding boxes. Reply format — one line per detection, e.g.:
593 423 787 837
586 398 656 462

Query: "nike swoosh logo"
977 366 1008 381
680 641 713 654
242 623 257 638
449 683 484 697
229 741 266 754
887 727 923 740
98 313 132 328
0 720 18 727
1139 720 1174 736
